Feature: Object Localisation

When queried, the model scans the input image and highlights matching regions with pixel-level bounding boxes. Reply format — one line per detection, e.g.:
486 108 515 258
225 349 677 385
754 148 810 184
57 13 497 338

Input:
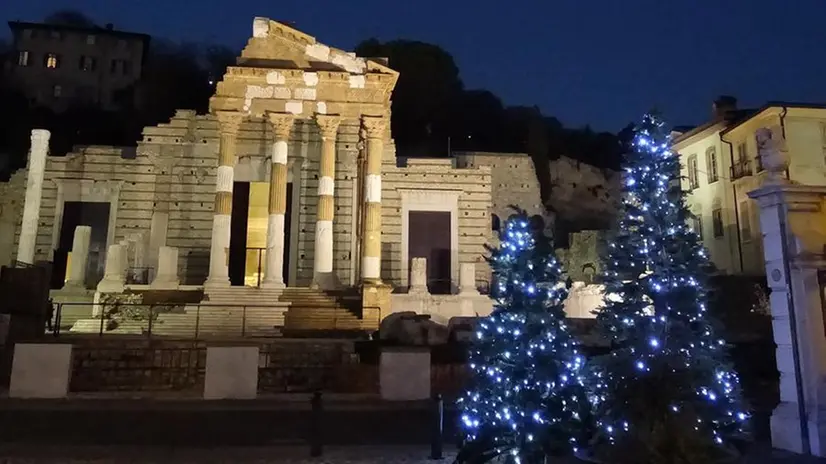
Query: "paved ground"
0 398 823 463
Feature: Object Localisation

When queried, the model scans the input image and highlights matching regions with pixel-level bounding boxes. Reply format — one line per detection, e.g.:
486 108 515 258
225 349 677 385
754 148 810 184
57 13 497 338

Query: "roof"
672 108 756 146
8 21 150 43
719 101 826 136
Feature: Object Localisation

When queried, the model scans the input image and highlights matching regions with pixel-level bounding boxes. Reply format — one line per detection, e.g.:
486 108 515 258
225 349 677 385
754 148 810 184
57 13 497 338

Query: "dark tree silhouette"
43 10 97 28
355 39 463 157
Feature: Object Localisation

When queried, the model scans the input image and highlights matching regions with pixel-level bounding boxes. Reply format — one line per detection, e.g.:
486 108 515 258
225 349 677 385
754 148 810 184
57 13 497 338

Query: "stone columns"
97 244 126 293
361 116 387 283
16 129 50 265
65 226 91 289
313 114 342 289
748 183 826 456
205 111 244 289
151 246 180 289
261 113 294 289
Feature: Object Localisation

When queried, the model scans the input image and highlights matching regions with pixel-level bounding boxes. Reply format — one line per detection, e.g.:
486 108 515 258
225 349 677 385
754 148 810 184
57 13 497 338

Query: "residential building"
673 96 826 275
6 21 149 112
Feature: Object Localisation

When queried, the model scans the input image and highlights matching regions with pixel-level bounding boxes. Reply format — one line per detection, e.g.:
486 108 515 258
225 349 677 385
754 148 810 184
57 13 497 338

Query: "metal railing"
48 301 381 340
731 159 753 180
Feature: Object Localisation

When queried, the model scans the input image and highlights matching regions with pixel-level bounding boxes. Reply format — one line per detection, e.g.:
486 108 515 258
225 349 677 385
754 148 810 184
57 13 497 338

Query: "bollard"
310 391 323 457
430 394 444 460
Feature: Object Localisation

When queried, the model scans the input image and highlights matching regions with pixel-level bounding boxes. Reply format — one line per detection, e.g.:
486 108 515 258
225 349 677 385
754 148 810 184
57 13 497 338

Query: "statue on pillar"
756 126 789 185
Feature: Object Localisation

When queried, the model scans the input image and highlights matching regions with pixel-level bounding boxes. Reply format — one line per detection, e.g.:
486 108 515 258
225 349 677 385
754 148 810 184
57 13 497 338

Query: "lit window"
17 51 30 67
86 35 96 45
53 85 62 98
45 53 59 69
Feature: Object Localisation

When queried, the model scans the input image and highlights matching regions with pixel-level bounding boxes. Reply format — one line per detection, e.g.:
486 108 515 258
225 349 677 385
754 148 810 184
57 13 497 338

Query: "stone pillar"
16 129 50 265
409 257 428 294
459 262 479 295
361 116 387 283
313 114 342 289
261 113 294 289
749 183 826 456
205 111 244 289
97 244 126 293
65 226 91 289
151 246 180 289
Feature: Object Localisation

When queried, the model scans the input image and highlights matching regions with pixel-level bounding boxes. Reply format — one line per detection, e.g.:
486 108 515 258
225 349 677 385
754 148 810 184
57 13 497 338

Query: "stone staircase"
280 287 378 335
67 286 378 338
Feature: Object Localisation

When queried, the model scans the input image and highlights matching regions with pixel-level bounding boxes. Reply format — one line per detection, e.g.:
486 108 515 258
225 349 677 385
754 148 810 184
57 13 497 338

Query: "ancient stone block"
10 343 72 398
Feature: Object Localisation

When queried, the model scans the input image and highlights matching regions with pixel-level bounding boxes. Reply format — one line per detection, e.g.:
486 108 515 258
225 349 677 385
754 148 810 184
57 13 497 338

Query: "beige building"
6 21 149 111
674 97 826 275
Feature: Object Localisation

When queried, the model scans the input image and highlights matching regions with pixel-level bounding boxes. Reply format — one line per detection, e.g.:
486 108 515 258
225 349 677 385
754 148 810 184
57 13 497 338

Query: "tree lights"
457 211 588 464
589 113 749 463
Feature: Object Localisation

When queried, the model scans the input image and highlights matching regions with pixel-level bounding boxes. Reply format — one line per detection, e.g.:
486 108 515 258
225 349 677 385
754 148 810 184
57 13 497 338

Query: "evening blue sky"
3 0 826 131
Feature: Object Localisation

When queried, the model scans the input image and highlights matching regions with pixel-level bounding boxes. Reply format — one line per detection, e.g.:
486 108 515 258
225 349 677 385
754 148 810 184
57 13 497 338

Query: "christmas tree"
456 211 589 464
590 113 749 463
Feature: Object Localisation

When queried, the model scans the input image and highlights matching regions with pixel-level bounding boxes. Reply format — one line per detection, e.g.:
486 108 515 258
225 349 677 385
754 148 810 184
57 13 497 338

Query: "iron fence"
48 301 381 340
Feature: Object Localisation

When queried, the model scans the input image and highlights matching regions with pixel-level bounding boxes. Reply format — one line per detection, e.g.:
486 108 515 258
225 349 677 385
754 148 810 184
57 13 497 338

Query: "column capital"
215 111 244 136
31 129 51 144
315 114 342 141
267 112 296 141
361 116 387 139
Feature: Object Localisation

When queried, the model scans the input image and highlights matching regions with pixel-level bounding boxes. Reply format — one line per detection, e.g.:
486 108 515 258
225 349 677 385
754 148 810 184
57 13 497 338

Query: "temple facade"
0 18 609 333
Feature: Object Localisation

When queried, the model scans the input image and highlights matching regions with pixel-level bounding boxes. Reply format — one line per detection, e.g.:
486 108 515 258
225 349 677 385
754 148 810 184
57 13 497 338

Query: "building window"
49 30 62 40
739 201 751 242
86 34 96 45
110 59 131 75
706 147 719 183
17 51 30 66
79 56 97 71
691 214 703 240
53 85 62 98
22 29 34 39
687 154 699 190
732 143 752 179
44 53 60 69
491 214 501 232
712 208 724 238
754 134 764 172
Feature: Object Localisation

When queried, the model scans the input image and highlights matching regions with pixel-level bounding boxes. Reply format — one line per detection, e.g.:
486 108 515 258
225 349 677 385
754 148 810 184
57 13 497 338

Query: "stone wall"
548 156 620 229
0 169 26 268
383 158 492 288
453 151 544 223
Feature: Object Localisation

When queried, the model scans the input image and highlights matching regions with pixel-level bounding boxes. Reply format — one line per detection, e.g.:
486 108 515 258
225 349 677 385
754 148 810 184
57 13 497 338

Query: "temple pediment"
210 17 397 118
241 17 395 77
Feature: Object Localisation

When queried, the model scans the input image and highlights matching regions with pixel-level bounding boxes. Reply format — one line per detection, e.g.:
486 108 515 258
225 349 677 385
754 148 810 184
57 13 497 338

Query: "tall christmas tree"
457 210 589 464
590 113 749 463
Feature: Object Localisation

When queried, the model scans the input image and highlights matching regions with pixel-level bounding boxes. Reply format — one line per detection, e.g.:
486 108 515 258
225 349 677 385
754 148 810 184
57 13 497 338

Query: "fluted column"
17 129 51 265
261 113 294 288
312 114 343 289
204 111 244 289
361 116 387 283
